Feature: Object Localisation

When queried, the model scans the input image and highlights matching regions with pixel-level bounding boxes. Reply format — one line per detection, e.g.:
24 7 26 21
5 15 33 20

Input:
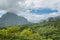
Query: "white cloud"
17 0 60 23
0 0 60 13
0 0 25 13
18 10 59 23
0 10 7 17
0 0 60 23
18 0 60 9
0 0 59 12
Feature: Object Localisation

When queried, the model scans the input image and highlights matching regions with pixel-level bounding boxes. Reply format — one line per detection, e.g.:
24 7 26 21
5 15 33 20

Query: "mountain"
0 12 30 27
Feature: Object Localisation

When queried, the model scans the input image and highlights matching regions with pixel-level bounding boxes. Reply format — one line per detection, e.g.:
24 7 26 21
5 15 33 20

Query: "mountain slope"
0 12 30 27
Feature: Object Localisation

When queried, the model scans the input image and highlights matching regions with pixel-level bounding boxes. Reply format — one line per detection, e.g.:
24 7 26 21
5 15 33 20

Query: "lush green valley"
0 17 60 40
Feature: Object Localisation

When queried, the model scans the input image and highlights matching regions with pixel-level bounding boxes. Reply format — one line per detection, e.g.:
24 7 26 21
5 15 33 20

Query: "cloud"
0 0 60 23
18 0 60 9
17 0 60 22
0 0 60 13
18 10 59 23
0 10 7 17
0 0 25 13
0 0 60 12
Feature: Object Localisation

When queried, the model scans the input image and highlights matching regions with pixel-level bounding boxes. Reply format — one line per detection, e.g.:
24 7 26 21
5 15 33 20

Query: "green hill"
0 16 60 40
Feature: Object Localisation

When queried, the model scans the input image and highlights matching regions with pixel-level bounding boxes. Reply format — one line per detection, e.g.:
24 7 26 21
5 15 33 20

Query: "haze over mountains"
0 12 30 27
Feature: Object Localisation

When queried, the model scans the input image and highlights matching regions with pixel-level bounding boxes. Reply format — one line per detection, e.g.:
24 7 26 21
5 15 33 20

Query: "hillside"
0 12 30 27
0 16 60 40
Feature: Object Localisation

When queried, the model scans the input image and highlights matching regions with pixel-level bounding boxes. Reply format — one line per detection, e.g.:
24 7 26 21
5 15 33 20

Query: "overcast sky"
0 0 60 23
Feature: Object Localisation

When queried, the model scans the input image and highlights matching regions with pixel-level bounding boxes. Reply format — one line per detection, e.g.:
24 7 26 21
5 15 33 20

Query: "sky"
0 0 60 23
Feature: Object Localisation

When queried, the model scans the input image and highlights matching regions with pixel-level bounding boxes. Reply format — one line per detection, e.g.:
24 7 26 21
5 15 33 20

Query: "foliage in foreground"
0 17 60 40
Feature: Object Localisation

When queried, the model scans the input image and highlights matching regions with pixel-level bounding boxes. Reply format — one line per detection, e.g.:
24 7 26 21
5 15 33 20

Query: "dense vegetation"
0 17 60 40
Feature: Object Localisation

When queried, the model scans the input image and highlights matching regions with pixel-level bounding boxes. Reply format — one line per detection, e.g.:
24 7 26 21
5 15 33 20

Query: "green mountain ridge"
0 16 60 40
